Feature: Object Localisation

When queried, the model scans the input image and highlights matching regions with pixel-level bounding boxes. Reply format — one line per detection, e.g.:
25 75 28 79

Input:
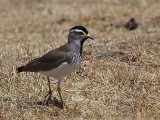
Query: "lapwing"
17 26 94 109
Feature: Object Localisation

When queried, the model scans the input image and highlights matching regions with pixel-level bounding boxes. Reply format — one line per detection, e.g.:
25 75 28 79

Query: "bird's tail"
17 66 24 73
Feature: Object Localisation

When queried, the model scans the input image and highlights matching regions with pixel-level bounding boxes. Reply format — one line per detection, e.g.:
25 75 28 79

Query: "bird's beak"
86 34 94 40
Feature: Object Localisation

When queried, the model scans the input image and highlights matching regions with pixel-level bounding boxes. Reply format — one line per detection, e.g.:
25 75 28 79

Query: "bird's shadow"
36 97 63 109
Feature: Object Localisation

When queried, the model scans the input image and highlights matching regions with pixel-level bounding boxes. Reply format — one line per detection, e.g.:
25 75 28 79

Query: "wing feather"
22 45 72 72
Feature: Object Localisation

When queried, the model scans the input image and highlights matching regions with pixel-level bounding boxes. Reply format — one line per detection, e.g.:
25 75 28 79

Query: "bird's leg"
44 77 52 105
57 83 64 109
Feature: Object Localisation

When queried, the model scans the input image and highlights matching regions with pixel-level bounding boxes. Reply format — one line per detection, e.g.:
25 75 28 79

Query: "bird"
17 26 94 109
125 18 138 30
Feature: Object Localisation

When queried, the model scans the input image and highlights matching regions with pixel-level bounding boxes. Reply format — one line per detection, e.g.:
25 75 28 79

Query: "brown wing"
22 46 72 72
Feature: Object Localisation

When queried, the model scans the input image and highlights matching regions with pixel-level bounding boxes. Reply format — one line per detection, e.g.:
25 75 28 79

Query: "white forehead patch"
70 29 84 33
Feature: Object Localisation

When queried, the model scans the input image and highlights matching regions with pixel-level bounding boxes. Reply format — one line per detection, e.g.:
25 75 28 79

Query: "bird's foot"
46 97 64 109
39 91 52 106
45 96 51 106
44 90 53 99
37 91 65 109
40 96 64 109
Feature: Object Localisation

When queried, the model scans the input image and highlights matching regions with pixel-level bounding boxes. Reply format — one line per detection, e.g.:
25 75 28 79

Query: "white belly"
39 62 80 79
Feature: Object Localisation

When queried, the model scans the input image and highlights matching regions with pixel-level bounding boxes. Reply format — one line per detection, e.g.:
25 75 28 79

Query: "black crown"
70 26 88 35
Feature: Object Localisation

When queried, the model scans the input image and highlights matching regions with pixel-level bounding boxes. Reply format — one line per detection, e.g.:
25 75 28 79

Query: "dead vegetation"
0 0 160 119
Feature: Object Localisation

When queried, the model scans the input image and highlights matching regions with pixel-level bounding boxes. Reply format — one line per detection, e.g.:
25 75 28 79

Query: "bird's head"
68 26 94 45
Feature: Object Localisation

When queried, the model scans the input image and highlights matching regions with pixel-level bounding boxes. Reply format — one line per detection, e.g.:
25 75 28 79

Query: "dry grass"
0 0 160 119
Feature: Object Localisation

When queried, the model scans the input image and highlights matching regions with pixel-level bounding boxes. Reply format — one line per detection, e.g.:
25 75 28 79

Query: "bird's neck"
67 42 84 56
68 35 87 56
68 42 82 54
